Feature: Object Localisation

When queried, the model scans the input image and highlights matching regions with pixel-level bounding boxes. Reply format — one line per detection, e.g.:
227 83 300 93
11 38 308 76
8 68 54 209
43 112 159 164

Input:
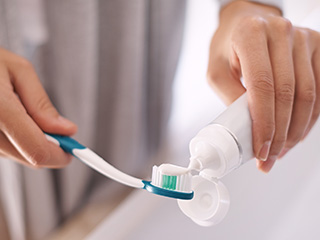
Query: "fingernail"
256 158 263 168
278 147 290 159
258 141 271 161
257 155 277 173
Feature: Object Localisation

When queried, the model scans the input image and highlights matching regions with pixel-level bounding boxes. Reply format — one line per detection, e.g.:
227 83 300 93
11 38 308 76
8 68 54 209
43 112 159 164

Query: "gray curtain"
0 0 186 239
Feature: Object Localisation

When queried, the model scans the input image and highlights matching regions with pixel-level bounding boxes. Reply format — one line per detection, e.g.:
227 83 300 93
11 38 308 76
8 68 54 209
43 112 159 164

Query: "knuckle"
29 148 50 166
253 120 275 139
294 28 309 43
275 134 287 144
297 88 316 105
296 27 320 46
243 16 266 31
273 17 293 35
36 96 54 112
250 72 274 94
237 16 266 37
276 83 294 103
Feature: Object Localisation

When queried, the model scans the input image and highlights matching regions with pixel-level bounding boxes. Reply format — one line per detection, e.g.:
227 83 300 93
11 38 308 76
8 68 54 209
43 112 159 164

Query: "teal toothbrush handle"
45 133 86 155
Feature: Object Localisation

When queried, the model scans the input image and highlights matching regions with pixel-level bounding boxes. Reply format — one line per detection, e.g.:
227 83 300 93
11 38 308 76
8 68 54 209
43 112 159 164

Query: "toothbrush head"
143 164 194 200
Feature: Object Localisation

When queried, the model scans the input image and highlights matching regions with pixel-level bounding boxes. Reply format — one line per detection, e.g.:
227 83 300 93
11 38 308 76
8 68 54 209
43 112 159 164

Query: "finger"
0 92 72 168
303 45 320 138
280 29 315 158
0 131 34 168
207 45 246 105
258 19 295 172
4 53 77 135
234 20 275 164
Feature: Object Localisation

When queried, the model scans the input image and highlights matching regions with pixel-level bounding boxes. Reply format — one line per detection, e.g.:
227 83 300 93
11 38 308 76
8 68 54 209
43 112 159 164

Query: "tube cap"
177 175 230 226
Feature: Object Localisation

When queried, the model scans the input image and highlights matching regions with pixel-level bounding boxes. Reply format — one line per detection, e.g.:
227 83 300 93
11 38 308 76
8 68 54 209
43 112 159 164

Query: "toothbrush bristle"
162 175 177 190
151 165 192 193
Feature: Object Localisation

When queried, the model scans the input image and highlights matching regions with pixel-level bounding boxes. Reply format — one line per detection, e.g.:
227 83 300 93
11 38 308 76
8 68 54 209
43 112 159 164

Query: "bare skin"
0 48 77 168
207 1 320 173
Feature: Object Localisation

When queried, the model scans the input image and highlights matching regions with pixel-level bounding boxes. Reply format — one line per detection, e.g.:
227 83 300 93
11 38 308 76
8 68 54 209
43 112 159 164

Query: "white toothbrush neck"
72 148 144 189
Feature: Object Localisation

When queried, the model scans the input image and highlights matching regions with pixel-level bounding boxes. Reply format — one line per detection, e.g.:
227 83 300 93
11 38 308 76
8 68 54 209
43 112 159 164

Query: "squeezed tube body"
189 93 254 178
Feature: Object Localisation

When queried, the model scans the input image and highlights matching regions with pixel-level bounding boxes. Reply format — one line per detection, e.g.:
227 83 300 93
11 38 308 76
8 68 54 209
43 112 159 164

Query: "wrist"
220 1 282 24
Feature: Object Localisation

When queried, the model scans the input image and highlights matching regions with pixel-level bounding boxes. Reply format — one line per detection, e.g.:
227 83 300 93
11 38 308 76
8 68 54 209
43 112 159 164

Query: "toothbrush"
43 93 252 226
45 133 194 200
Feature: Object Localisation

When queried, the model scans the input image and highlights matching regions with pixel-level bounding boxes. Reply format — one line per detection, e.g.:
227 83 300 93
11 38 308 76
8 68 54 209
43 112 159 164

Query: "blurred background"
86 0 320 239
0 1 319 240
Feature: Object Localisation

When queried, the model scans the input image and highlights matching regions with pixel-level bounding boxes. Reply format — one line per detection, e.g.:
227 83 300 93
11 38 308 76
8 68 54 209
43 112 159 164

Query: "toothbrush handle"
45 134 86 155
45 133 144 189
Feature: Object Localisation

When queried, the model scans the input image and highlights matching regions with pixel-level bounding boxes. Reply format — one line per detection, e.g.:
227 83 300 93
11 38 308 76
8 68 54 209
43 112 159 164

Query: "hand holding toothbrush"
207 1 320 173
0 47 77 168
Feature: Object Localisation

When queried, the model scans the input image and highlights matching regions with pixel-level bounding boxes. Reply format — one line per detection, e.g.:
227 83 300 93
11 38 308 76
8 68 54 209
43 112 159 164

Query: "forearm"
218 0 283 13
219 1 282 26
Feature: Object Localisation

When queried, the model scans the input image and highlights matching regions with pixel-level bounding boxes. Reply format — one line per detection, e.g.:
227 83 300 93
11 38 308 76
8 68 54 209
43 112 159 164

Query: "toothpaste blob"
151 164 192 193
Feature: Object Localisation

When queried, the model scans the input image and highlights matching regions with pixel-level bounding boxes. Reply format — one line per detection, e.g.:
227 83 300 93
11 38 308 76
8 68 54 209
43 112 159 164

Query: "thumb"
8 58 77 135
207 52 246 105
207 41 246 105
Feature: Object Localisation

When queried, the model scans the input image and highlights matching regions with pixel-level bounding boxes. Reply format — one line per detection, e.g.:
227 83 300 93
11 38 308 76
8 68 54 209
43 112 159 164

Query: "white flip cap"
177 175 230 226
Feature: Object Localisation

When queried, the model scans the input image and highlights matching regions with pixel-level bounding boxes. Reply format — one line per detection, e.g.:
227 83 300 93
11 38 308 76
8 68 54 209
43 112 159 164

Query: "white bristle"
152 166 156 184
186 175 191 191
158 168 162 187
151 164 192 193
177 174 183 191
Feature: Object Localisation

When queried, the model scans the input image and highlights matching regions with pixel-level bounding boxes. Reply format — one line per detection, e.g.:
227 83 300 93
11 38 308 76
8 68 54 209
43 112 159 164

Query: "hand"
0 48 77 168
207 1 320 173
